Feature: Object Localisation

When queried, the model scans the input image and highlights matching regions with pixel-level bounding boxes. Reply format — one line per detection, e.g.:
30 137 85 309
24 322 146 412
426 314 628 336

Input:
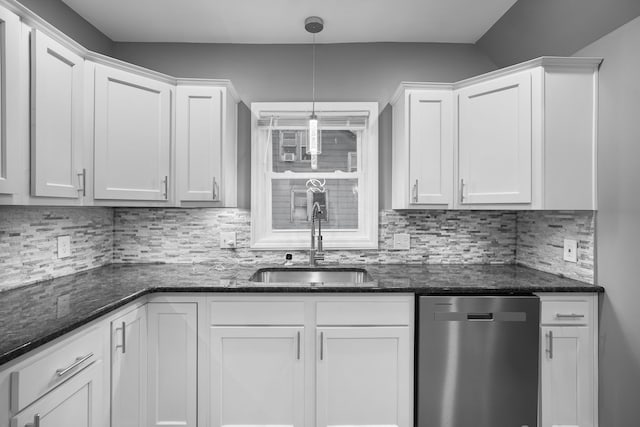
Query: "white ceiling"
60 0 518 44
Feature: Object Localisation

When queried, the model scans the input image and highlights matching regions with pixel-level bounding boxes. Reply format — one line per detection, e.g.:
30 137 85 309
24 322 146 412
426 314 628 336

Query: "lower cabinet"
10 361 103 427
110 305 147 427
210 326 305 427
538 293 598 427
316 327 412 427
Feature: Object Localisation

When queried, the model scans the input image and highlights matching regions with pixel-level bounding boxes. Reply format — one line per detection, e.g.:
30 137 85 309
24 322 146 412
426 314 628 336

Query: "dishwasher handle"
467 312 494 321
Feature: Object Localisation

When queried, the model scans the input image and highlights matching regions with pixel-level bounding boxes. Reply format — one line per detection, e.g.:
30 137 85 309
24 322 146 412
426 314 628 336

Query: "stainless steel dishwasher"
417 295 539 427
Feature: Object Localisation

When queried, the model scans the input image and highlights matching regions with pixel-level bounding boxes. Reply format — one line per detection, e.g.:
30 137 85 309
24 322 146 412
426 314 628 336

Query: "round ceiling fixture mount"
305 16 324 34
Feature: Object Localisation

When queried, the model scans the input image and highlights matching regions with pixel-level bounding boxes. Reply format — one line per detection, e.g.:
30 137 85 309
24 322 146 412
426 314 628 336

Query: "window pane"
271 178 359 230
272 129 358 173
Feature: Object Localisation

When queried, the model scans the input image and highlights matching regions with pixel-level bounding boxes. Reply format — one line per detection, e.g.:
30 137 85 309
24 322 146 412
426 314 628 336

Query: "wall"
477 0 640 67
16 0 114 55
574 16 640 426
0 207 113 290
112 42 498 209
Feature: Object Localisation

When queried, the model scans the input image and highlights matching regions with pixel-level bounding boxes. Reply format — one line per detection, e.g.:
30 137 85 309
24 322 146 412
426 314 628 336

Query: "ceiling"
60 0 518 44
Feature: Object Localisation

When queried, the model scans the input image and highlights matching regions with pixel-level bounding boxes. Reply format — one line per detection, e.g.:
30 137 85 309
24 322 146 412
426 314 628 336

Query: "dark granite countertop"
0 263 603 366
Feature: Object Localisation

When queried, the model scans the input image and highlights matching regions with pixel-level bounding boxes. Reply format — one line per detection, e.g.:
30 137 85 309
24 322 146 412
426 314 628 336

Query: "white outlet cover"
393 233 411 250
57 235 71 258
220 231 237 249
563 239 578 263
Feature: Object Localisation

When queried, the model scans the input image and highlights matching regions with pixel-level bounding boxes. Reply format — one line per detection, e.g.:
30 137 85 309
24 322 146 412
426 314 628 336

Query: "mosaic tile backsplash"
0 207 114 290
516 211 595 284
0 207 596 290
113 209 517 265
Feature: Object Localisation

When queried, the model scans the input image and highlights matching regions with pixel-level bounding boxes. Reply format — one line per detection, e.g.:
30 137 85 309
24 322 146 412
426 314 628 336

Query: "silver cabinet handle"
162 176 169 200
115 321 126 354
546 331 553 359
77 169 86 197
319 331 324 361
56 352 94 377
297 331 301 360
212 177 220 201
412 179 418 203
30 414 40 427
556 313 585 319
460 179 465 203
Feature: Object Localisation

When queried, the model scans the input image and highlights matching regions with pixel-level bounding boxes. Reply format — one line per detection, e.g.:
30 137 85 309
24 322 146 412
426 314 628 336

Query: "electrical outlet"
393 233 410 250
220 232 237 249
57 235 71 258
56 295 71 318
563 239 578 263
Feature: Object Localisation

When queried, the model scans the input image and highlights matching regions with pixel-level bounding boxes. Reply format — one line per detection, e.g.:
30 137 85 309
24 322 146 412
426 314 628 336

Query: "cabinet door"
147 303 197 427
210 326 305 427
316 327 412 427
0 6 20 195
458 71 532 205
176 86 223 202
111 306 147 427
94 65 171 201
408 90 453 205
540 326 594 427
30 29 85 199
11 362 102 427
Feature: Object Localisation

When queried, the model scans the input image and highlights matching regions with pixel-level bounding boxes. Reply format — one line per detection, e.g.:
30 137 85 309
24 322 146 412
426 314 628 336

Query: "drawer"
10 326 101 412
316 301 412 325
210 301 305 325
541 300 591 325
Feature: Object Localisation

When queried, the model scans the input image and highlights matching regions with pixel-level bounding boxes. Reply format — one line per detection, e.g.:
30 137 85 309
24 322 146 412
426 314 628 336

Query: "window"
251 102 378 249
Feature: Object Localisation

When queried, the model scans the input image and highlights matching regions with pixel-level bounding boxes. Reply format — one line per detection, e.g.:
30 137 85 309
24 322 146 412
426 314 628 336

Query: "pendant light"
305 16 323 169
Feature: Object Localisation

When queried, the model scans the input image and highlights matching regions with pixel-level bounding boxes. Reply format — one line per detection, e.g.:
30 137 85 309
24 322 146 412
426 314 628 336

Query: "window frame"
251 102 379 250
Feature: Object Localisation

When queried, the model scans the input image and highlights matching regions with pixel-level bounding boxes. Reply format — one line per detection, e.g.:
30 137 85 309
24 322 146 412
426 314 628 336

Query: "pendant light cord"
312 33 316 116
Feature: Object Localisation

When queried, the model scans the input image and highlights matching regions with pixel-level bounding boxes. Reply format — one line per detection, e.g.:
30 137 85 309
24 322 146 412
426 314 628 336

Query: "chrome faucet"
309 202 325 266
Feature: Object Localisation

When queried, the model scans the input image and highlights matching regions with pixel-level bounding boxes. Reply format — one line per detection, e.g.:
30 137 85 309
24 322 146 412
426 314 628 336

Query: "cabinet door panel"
31 30 84 198
177 86 222 201
316 327 412 427
458 72 532 204
541 326 594 427
111 306 147 427
94 65 171 200
409 91 453 205
11 362 102 427
147 303 197 427
0 6 20 195
210 326 305 427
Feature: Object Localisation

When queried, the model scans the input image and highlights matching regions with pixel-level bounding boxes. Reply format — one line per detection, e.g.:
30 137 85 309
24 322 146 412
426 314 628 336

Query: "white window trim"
251 102 379 250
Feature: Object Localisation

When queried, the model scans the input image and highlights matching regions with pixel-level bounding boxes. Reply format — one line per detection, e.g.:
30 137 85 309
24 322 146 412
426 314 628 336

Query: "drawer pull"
320 332 324 361
29 413 40 427
56 352 94 377
555 313 585 319
546 331 553 359
297 331 301 360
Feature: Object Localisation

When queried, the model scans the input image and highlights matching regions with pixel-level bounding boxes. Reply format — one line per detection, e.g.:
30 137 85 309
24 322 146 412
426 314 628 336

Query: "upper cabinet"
31 29 86 199
457 71 532 205
0 6 20 195
391 86 453 209
93 64 172 202
176 83 239 207
392 57 602 210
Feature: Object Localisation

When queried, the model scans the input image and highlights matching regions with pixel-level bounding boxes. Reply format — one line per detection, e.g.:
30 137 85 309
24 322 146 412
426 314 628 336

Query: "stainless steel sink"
249 267 374 285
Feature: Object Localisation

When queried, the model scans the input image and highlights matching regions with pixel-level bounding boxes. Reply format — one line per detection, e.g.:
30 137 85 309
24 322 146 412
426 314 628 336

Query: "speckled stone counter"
0 263 603 366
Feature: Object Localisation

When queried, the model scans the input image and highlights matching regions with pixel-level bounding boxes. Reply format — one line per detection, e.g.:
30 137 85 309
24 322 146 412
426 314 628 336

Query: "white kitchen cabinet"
538 294 598 427
176 83 238 206
111 305 147 427
209 326 305 427
94 64 172 201
147 302 197 427
391 85 454 208
10 361 103 427
0 5 20 196
457 71 532 205
316 326 412 427
30 29 85 199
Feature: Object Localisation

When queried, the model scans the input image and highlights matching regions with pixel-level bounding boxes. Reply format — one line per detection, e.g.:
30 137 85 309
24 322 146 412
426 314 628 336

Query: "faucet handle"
315 252 325 261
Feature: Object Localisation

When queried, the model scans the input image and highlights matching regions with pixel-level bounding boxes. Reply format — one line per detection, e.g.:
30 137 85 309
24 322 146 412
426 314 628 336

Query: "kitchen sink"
249 267 375 285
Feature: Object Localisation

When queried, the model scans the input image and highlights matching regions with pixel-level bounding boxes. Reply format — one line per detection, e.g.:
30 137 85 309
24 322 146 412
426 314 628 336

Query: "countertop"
0 263 603 366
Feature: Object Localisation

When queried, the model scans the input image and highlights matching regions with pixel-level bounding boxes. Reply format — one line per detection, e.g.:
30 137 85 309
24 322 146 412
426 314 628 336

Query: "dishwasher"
417 295 539 427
